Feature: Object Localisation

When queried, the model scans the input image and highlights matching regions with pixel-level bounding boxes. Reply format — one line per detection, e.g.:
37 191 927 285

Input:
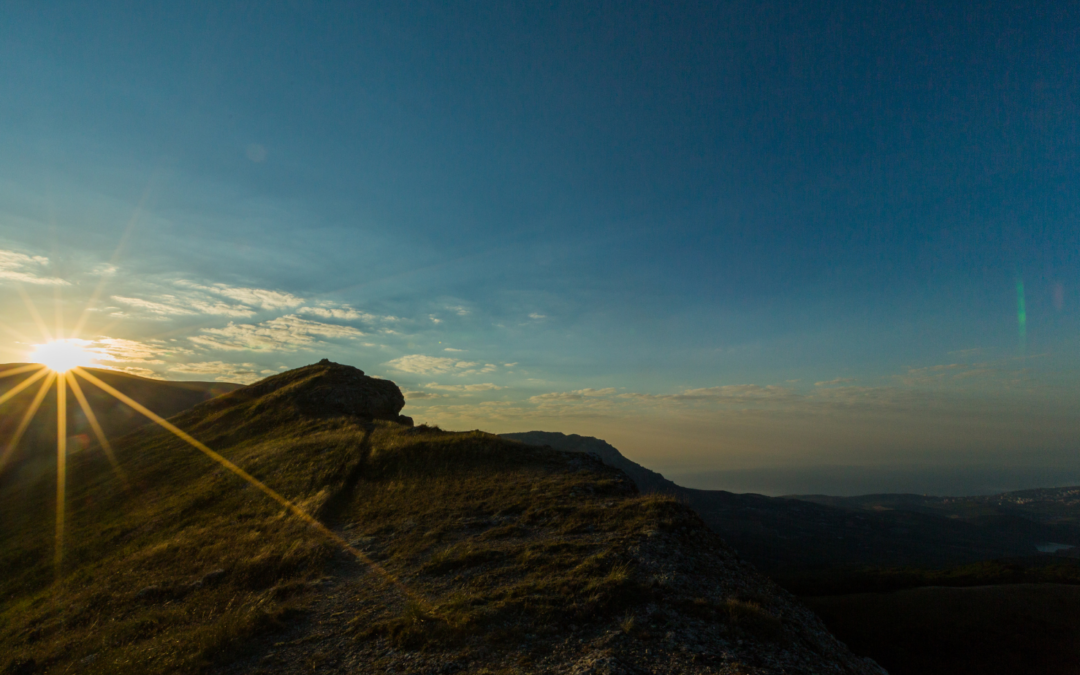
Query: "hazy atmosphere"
3 1 1078 494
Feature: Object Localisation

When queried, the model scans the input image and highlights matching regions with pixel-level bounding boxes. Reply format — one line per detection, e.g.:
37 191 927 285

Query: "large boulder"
221 360 412 425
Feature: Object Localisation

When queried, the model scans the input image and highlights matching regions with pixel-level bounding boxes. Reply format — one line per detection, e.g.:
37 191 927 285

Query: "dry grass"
0 406 370 674
0 398 679 672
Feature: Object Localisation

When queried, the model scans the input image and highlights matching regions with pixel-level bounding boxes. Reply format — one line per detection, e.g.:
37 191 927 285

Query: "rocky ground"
224 453 886 675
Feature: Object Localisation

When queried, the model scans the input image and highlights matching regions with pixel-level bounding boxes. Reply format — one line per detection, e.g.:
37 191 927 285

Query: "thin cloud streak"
190 315 365 352
0 249 67 286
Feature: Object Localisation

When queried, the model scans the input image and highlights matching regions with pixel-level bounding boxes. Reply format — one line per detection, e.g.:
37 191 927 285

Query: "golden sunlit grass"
4 315 410 589
0 303 443 673
0 392 678 673
0 303 754 674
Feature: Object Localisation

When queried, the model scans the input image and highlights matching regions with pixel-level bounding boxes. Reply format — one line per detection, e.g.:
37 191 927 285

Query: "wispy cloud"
298 304 399 322
424 382 504 392
402 389 443 400
619 384 797 403
190 315 365 352
0 249 67 285
110 280 302 318
176 280 304 310
530 387 617 403
385 354 497 376
897 363 969 387
87 337 177 365
111 295 197 317
947 348 983 358
814 377 856 386
111 294 257 318
169 361 263 384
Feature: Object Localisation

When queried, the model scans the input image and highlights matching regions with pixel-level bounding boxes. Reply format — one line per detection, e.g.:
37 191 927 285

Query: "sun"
28 339 97 373
6 297 393 595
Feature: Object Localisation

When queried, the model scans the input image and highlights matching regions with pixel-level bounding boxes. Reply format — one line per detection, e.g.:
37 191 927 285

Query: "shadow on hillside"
804 584 1080 675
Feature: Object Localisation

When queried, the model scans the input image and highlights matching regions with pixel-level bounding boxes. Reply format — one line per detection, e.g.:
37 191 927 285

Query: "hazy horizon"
2 1 1078 496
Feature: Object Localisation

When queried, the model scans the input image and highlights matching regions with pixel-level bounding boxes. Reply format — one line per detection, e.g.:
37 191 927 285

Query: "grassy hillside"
0 364 242 486
0 363 881 675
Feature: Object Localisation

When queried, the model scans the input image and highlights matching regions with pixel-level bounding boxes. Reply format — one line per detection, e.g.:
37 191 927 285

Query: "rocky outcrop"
205 360 412 426
284 359 408 423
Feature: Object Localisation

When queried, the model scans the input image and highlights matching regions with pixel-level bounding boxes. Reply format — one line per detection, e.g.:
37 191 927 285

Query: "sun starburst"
2 295 424 611
27 339 96 373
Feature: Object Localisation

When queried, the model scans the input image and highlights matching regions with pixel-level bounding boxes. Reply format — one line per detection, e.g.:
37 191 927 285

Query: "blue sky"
2 1 1078 492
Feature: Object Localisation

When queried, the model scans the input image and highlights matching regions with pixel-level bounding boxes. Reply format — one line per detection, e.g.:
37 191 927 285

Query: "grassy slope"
2 365 874 674
804 584 1080 675
0 409 362 671
0 365 242 487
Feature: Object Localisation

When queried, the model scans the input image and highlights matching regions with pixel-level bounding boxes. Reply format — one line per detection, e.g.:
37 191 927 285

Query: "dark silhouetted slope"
804 584 1080 675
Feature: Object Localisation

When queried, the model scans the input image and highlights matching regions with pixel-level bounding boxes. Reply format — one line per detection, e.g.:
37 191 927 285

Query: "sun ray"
65 372 129 487
71 175 154 340
0 364 46 382
73 368 425 607
55 373 67 571
54 281 65 340
0 367 50 408
0 323 38 348
0 371 57 473
18 285 54 343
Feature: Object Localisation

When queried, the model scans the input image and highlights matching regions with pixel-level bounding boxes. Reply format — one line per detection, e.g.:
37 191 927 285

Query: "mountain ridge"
0 363 884 674
500 432 1080 575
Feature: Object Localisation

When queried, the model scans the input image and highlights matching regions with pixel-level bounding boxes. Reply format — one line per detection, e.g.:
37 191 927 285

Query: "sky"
2 1 1078 495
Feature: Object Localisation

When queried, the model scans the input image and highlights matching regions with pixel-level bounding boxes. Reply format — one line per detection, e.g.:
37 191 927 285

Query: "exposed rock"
211 361 412 425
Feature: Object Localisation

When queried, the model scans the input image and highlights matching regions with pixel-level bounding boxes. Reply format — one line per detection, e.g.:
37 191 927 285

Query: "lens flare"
28 339 95 373
4 295 427 614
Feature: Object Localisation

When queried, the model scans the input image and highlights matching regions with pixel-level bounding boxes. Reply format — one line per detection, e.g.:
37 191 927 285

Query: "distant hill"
500 432 1080 575
792 488 1080 531
0 364 242 486
0 362 882 675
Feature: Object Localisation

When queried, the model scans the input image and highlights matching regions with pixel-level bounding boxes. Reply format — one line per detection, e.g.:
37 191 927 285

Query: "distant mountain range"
501 431 1080 575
